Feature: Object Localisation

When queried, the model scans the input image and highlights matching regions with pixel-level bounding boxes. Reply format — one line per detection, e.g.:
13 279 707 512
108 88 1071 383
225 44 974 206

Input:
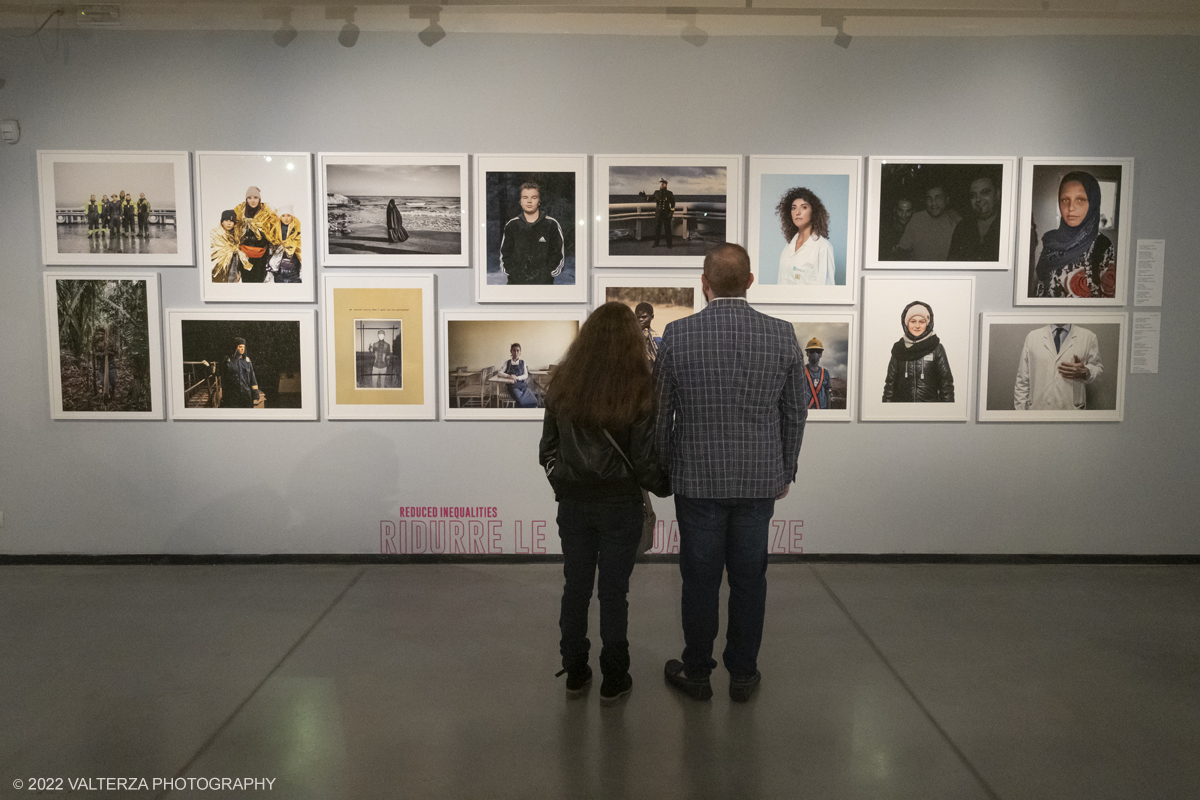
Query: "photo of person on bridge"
605 164 728 258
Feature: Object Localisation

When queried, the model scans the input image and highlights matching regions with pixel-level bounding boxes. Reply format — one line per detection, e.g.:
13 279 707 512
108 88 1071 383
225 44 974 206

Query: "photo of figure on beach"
37 151 194 266
43 272 164 420
320 154 468 267
354 319 402 390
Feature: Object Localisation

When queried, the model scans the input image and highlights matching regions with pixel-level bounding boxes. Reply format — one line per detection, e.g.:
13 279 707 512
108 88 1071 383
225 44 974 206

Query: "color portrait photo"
773 315 854 421
594 272 703 366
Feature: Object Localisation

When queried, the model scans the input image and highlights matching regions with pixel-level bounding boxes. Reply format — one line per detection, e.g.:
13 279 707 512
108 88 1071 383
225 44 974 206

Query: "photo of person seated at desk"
496 342 540 407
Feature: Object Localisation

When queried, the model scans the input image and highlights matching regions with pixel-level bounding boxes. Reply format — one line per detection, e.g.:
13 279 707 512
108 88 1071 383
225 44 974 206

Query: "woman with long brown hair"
539 302 669 706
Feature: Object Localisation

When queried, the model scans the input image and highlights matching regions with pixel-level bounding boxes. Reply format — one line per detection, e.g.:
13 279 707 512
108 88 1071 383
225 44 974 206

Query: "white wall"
0 31 1197 554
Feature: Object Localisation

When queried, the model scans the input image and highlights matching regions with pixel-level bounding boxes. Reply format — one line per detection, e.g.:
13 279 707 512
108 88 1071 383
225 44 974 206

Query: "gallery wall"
0 31 1197 555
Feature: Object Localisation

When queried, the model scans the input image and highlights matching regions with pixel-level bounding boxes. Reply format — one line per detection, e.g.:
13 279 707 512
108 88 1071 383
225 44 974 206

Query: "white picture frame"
593 270 703 312
318 152 469 268
474 154 588 304
166 309 318 420
864 156 1017 271
1014 157 1133 306
978 312 1127 422
43 271 165 420
593 154 743 269
860 276 975 422
441 309 586 420
747 155 861 305
194 151 315 303
322 273 437 420
37 150 194 267
769 312 857 422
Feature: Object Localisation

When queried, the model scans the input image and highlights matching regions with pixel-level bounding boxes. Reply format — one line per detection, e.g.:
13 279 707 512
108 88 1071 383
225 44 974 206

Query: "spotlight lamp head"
821 13 852 49
419 20 446 47
272 23 298 48
834 29 852 49
338 21 360 48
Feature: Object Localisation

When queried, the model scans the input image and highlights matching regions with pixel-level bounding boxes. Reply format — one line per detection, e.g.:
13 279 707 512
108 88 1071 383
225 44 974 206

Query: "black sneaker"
556 665 592 699
729 670 761 702
600 673 633 706
663 659 713 701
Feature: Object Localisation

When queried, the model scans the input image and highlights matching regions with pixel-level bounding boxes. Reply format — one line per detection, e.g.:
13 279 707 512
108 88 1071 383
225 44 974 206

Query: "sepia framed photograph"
593 155 743 269
860 276 975 422
1015 157 1133 306
747 155 860 305
978 313 1126 422
592 271 703 365
322 274 437 420
768 312 856 422
194 151 315 303
166 309 317 420
43 271 164 420
37 150 194 267
864 156 1017 271
441 309 585 420
474 154 587 304
318 153 468 268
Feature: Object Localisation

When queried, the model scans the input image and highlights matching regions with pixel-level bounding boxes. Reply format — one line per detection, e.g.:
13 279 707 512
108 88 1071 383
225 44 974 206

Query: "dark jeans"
676 495 775 678
557 497 643 678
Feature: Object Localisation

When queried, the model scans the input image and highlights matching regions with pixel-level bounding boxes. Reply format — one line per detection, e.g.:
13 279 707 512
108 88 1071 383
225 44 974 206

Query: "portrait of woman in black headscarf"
1032 171 1117 299
882 300 954 403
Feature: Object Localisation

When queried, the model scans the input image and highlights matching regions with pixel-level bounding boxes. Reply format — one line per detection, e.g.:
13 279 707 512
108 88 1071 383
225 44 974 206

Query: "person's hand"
1058 355 1089 381
201 360 209 367
775 485 790 500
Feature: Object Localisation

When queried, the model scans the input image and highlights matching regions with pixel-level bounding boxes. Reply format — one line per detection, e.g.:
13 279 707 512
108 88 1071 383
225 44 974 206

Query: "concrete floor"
3 564 1199 799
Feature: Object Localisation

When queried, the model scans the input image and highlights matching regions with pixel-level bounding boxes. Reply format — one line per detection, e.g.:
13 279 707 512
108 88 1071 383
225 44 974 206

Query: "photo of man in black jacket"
499 182 565 285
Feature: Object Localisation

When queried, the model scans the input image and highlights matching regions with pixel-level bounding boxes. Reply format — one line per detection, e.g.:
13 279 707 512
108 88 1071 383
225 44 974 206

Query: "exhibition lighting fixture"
338 21 360 47
821 14 852 49
681 20 708 47
419 19 446 47
273 22 298 48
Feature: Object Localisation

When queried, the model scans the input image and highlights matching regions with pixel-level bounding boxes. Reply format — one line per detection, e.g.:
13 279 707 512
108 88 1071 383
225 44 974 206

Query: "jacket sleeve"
538 406 560 487
1083 331 1102 383
549 218 566 278
628 408 670 497
935 344 955 402
883 355 899 402
653 331 675 478
778 330 807 484
498 220 513 275
1014 337 1032 410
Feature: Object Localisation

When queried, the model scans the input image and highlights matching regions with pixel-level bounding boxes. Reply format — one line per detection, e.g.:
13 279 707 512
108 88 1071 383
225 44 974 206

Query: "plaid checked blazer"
655 297 807 499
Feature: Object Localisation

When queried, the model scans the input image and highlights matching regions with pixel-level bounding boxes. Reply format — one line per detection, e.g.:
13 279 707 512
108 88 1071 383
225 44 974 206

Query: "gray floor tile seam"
154 566 368 800
808 564 1005 800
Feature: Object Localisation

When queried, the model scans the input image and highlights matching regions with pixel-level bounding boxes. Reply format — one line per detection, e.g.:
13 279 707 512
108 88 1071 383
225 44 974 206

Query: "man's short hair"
519 182 540 194
703 243 752 298
634 302 654 315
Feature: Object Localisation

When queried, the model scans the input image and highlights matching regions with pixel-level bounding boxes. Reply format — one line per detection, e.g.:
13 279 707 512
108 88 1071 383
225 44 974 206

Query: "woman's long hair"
776 187 831 242
546 302 654 430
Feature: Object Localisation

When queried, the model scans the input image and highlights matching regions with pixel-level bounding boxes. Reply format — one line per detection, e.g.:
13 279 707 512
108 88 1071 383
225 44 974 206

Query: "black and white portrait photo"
594 155 742 269
475 155 587 304
978 313 1126 422
320 154 468 267
355 319 403 390
37 151 194 267
866 157 1015 270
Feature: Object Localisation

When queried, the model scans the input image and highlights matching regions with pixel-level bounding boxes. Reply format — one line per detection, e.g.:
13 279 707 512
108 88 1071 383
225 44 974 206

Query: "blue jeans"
556 498 644 678
675 495 775 678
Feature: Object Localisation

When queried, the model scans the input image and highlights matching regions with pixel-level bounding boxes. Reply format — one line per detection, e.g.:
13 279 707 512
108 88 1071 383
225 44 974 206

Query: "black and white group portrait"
320 154 468 266
38 151 194 266
354 320 402 390
868 158 1014 270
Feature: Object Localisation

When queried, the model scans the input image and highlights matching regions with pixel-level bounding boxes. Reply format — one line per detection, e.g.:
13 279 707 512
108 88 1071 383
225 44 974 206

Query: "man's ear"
745 272 755 290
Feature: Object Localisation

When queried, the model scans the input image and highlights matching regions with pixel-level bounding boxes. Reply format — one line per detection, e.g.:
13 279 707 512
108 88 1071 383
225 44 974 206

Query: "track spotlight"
272 23 297 48
834 28 852 49
418 20 445 47
821 14 852 49
338 21 359 47
681 20 708 47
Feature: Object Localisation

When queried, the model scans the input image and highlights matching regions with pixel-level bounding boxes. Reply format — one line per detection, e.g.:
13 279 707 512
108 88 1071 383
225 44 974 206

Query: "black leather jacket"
539 406 670 502
882 342 954 403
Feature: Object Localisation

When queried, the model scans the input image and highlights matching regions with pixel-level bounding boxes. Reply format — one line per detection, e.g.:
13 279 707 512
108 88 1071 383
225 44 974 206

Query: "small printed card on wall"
194 152 315 303
166 309 317 420
322 274 437 420
37 151 195 267
474 155 588 304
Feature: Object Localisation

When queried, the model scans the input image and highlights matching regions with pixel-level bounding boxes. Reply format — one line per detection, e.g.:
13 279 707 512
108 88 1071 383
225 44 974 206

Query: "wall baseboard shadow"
1 554 1198 565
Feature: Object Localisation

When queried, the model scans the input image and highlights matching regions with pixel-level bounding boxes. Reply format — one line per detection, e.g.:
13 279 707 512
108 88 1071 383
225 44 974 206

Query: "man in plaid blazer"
655 243 807 702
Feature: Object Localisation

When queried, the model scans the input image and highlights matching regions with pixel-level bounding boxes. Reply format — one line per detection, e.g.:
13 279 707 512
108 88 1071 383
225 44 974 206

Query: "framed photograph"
318 153 468 268
593 155 743 269
166 309 317 420
37 151 194 267
978 313 1126 422
441 309 585 420
865 156 1017 271
43 271 164 419
194 151 315 303
769 313 856 422
593 271 703 363
474 154 587 304
1015 157 1133 306
322 274 437 420
860 276 975 422
747 156 860 305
